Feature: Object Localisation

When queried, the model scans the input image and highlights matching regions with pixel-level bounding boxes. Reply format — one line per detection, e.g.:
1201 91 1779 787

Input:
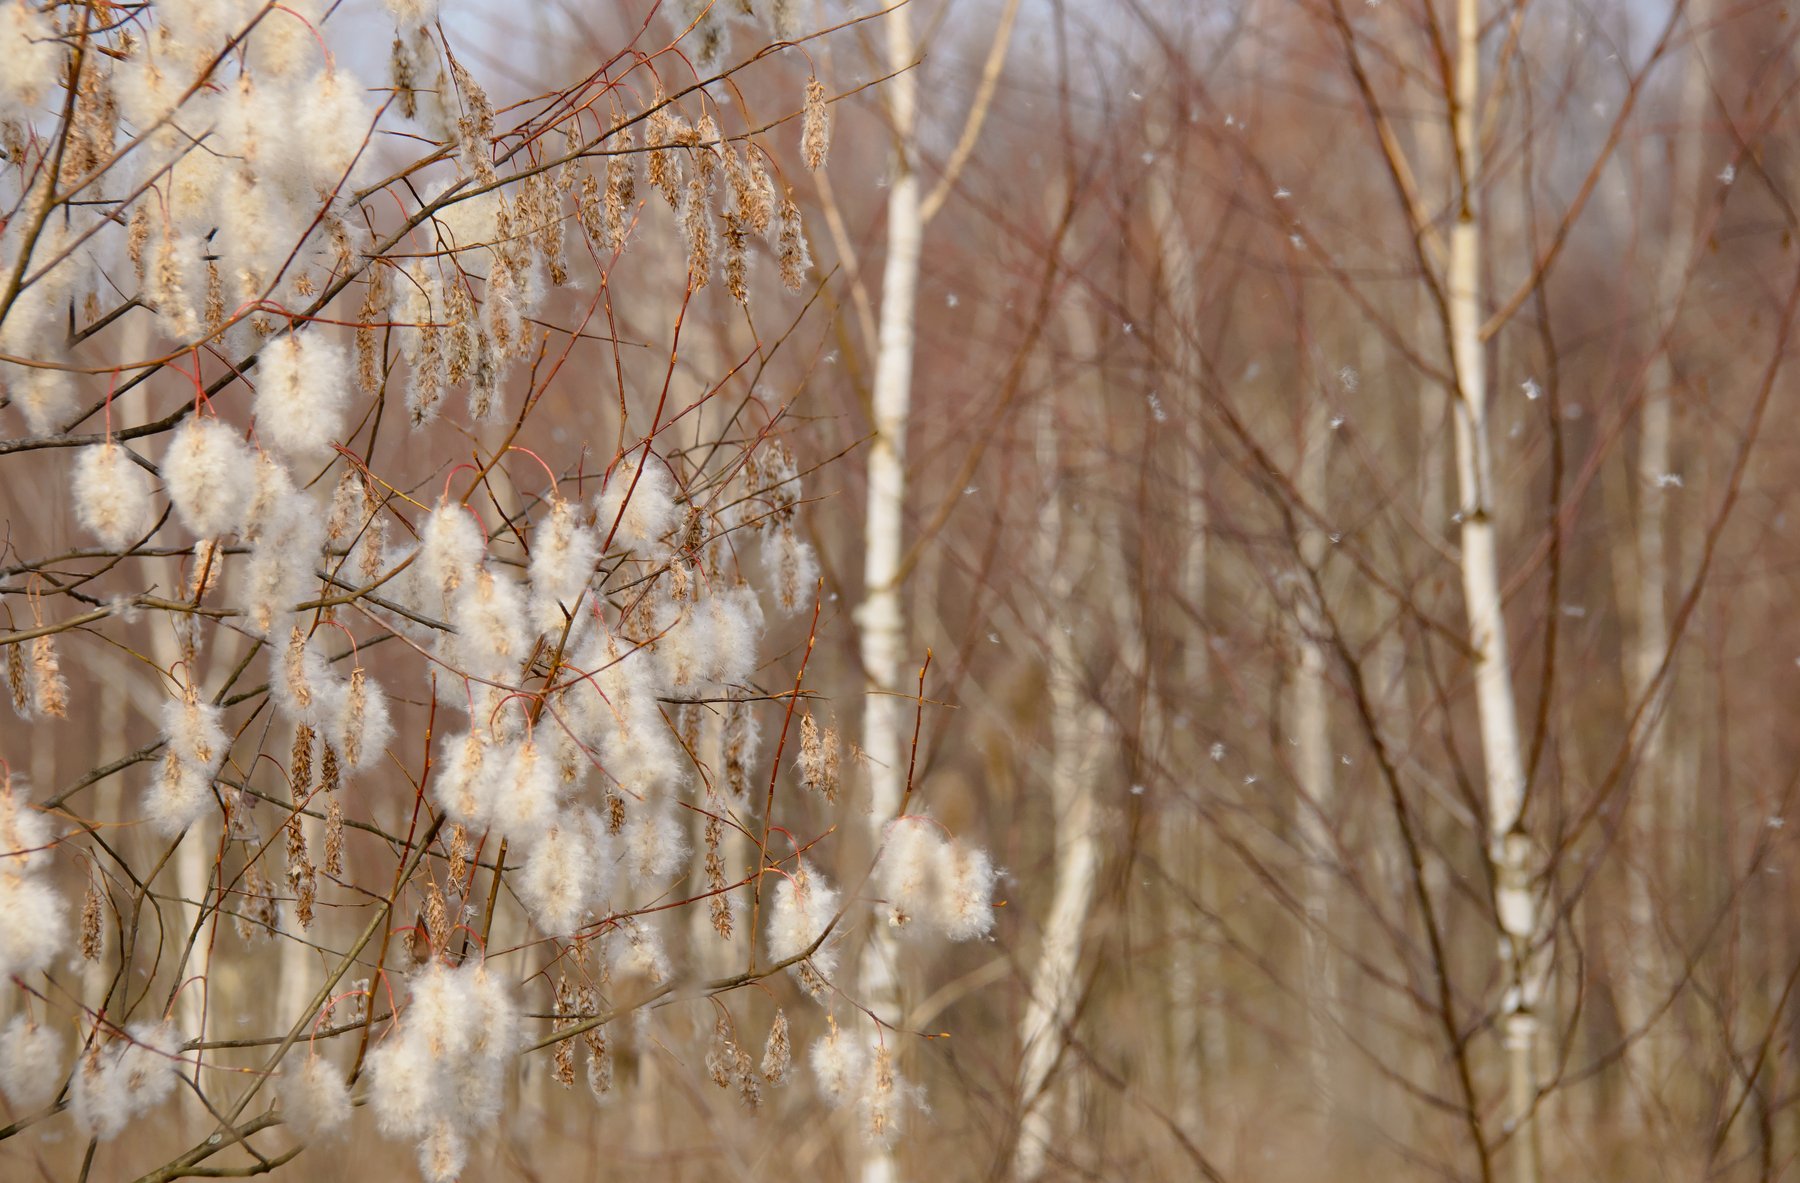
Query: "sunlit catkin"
72 440 155 550
29 635 67 718
776 193 810 292
761 1009 791 1085
801 75 829 170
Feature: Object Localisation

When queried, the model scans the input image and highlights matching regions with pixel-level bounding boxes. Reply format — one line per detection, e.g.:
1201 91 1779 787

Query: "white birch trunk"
1146 135 1218 1134
1294 397 1335 1107
1447 4 1539 1179
853 7 922 1182
113 312 216 1051
1621 6 1707 1106
1011 416 1102 1183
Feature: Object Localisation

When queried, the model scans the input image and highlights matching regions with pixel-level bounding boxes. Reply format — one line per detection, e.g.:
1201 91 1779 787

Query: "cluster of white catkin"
0 0 999 1168
0 770 65 986
875 818 998 940
69 1018 186 1140
365 960 521 1182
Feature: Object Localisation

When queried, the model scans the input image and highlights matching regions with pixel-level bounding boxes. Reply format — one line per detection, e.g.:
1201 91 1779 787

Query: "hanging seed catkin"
801 75 829 170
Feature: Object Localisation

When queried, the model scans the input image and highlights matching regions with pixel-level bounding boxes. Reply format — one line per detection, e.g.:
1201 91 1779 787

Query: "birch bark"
853 6 921 1181
1447 4 1539 1179
1011 412 1102 1183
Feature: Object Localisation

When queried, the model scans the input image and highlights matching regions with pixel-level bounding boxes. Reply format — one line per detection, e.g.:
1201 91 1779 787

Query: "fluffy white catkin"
0 1015 62 1110
595 454 679 550
767 860 839 974
278 1055 352 1141
528 498 600 634
72 442 157 550
0 774 67 981
163 416 256 539
254 332 351 461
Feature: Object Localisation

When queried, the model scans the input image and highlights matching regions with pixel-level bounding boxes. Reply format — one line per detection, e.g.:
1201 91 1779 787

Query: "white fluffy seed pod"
71 1019 184 1141
163 416 256 539
254 332 351 462
621 798 687 887
145 748 214 836
278 1055 351 1141
240 499 324 638
488 736 558 846
705 587 762 684
331 668 393 772
809 1022 867 1105
938 842 998 941
72 442 156 550
244 452 297 541
767 860 838 976
528 498 600 634
654 600 713 689
366 959 519 1167
450 564 530 680
365 1036 436 1139
8 362 75 437
413 500 484 616
875 819 949 935
0 773 59 875
430 729 493 829
594 454 679 550
0 875 67 982
515 807 610 937
162 697 228 775
418 1121 468 1183
763 521 819 616
607 915 670 984
0 1015 62 1110
0 0 62 122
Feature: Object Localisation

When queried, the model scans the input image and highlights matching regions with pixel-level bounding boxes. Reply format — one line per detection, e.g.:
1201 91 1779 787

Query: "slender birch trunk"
1011 413 1102 1183
113 312 217 1051
1294 396 1335 1109
1146 137 1219 1133
1620 4 1707 1107
854 6 921 1181
1447 4 1539 1179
